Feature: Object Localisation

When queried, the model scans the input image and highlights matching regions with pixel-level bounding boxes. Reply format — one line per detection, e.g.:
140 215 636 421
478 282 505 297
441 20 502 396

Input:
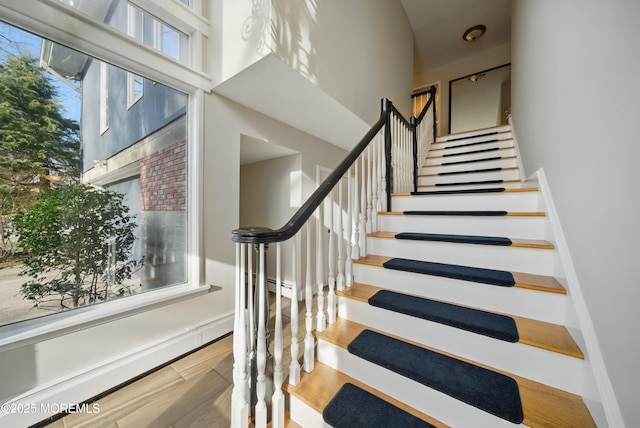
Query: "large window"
54 0 190 65
0 20 188 327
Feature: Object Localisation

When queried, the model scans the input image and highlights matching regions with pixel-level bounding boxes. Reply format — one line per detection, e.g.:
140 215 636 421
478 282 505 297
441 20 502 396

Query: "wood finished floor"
41 294 306 428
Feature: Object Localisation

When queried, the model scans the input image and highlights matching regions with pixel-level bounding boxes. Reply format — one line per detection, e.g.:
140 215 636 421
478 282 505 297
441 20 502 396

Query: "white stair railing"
230 95 436 427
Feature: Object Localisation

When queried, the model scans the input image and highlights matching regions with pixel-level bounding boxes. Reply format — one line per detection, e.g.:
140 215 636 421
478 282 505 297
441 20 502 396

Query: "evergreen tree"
0 52 79 260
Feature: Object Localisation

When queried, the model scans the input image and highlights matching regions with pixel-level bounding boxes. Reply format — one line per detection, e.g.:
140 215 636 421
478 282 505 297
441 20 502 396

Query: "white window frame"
0 0 207 348
99 62 109 134
127 72 144 109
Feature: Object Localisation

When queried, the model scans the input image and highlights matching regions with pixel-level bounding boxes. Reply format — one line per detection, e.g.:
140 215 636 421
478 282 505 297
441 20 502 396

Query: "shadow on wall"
267 0 320 83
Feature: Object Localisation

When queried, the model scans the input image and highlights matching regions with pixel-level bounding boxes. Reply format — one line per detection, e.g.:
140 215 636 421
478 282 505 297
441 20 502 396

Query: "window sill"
0 283 212 353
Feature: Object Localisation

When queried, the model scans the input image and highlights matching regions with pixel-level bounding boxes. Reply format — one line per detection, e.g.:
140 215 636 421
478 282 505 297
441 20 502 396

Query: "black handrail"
232 101 391 244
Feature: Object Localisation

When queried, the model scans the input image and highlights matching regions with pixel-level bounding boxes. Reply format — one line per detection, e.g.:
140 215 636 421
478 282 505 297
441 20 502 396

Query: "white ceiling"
400 0 512 75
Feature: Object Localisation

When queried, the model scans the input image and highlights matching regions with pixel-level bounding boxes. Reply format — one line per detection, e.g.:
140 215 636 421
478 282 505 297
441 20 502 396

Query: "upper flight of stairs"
285 125 603 427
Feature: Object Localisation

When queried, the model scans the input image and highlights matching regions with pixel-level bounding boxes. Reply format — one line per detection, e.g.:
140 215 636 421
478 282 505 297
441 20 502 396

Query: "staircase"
284 125 601 427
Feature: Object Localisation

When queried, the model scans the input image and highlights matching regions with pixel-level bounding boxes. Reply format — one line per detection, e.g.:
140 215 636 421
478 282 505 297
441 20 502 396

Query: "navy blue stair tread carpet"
368 290 519 342
323 382 436 428
395 232 512 246
403 210 508 216
347 330 524 424
444 138 500 150
433 179 504 186
435 167 503 176
444 131 498 142
440 156 504 166
441 147 500 157
411 187 506 195
383 257 515 287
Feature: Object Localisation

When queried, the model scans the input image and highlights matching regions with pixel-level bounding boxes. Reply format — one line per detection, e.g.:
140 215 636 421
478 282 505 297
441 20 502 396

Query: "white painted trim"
0 1 211 92
536 168 624 428
0 312 233 427
507 115 527 181
0 284 211 354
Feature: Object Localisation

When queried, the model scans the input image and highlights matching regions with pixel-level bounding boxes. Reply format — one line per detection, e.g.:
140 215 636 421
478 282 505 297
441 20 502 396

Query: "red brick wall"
140 140 187 211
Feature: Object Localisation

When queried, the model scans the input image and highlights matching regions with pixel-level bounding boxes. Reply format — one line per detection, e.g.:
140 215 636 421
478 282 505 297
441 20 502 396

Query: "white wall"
212 0 414 137
204 94 348 299
270 0 414 122
414 42 511 135
512 1 640 426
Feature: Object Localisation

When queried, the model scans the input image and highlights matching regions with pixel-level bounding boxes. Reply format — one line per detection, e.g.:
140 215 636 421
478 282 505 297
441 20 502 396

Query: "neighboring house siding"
81 61 187 173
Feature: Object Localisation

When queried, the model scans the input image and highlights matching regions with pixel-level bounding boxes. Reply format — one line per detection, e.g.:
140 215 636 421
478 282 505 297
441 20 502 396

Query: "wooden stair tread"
391 187 539 196
367 232 554 250
377 211 546 217
338 282 583 359
419 166 519 177
418 179 521 188
423 155 517 167
284 361 448 428
427 146 516 159
354 254 566 294
317 318 595 428
429 137 513 152
436 126 510 141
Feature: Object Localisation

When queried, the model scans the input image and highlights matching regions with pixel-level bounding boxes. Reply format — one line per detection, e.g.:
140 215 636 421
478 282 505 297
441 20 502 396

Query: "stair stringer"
508 115 527 182
536 168 623 427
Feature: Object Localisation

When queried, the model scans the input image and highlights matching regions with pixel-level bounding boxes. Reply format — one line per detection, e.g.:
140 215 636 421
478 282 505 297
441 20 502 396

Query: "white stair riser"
289 395 330 428
425 148 516 165
435 126 511 144
417 181 524 192
337 298 586 395
391 191 540 212
429 138 514 156
378 215 546 239
421 157 518 174
366 238 555 275
419 169 520 185
316 340 518 428
352 263 568 325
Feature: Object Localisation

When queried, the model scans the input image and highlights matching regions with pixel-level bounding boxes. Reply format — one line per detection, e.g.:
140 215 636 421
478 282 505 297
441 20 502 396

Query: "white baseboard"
536 168 623 428
0 313 234 427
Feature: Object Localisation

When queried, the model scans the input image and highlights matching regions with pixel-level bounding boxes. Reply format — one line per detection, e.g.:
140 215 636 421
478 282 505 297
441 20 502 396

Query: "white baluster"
371 137 379 232
255 244 267 428
247 248 254 355
232 243 249 428
316 201 326 333
304 221 314 373
376 134 384 216
272 243 284 428
359 154 367 256
381 129 388 212
327 189 336 324
345 169 353 287
366 145 372 234
336 178 345 292
352 160 360 260
289 235 301 386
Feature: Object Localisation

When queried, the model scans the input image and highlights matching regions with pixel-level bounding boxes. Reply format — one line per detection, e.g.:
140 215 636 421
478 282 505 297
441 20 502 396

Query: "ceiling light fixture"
463 25 486 42
468 73 486 82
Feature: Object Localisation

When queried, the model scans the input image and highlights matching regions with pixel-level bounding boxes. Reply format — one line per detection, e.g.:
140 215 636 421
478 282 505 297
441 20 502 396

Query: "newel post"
382 98 393 211
411 116 418 194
